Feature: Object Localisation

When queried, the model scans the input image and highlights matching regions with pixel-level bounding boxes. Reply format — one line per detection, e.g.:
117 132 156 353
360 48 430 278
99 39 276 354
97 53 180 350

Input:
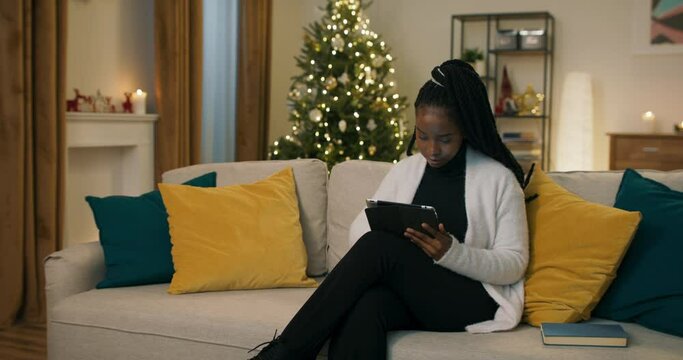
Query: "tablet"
364 198 439 237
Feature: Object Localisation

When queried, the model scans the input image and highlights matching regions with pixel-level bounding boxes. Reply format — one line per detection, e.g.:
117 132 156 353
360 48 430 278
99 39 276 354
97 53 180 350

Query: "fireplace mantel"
65 112 158 247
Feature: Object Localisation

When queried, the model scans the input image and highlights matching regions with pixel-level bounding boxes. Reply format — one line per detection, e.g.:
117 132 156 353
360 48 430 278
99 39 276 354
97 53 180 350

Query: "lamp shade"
556 72 594 171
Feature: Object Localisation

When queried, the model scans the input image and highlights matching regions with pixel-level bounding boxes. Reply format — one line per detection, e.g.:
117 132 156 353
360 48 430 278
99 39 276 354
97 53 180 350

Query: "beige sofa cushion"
327 160 392 270
49 284 683 359
163 159 329 277
548 170 683 206
387 321 683 359
327 163 683 271
50 284 318 357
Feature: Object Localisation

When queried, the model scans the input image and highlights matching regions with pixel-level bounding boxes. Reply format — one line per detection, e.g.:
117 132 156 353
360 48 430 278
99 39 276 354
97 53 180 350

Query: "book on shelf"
502 131 536 139
503 138 539 144
515 156 541 162
506 142 539 150
511 149 541 157
540 323 629 347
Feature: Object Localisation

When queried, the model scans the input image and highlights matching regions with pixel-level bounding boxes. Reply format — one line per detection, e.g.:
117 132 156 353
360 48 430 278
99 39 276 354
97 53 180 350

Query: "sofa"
45 158 683 359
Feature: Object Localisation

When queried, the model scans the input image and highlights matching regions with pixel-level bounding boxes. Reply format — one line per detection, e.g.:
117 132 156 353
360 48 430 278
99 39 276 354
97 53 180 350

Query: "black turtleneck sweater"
410 145 496 321
411 146 467 243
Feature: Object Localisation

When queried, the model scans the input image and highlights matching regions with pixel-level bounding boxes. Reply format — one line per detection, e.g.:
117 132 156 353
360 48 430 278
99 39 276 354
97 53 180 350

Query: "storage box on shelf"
519 29 546 50
495 29 519 50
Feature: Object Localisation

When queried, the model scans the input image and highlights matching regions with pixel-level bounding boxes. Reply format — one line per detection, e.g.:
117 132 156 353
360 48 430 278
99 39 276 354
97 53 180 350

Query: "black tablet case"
364 205 438 237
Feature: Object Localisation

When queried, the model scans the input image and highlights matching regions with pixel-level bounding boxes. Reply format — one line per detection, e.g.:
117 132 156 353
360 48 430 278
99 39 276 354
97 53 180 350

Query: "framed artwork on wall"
632 0 683 54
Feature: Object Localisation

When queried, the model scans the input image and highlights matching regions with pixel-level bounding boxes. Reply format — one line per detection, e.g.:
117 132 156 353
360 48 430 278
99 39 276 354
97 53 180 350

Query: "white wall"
270 0 323 146
67 0 156 113
270 0 683 170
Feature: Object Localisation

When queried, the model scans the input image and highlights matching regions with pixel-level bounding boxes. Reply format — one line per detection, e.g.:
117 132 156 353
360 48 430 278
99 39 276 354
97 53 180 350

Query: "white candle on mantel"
132 89 147 115
641 111 656 133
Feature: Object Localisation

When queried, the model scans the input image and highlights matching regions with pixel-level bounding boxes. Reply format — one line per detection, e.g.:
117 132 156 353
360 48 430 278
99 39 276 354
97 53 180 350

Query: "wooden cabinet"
609 133 683 170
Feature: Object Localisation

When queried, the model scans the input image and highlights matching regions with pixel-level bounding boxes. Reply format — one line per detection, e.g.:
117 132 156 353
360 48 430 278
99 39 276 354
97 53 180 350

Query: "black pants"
279 231 498 359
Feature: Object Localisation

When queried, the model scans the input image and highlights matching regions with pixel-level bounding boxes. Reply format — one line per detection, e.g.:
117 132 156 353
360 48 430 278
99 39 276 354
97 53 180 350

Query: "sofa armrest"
44 241 105 318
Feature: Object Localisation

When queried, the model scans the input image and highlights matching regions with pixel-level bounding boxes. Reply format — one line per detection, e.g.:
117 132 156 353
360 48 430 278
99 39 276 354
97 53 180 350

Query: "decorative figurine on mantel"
66 88 88 112
67 88 131 113
122 92 133 113
92 89 109 113
76 93 94 112
105 96 116 113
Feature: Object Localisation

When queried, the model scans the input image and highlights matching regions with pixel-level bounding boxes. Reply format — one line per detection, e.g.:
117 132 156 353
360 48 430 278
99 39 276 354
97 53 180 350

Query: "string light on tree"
268 0 409 168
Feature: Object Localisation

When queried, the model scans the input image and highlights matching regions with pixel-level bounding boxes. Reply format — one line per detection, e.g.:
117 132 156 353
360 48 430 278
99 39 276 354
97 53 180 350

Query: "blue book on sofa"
540 323 628 347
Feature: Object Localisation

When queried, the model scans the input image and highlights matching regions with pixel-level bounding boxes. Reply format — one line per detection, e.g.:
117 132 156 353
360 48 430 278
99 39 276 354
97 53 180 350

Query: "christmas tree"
269 0 409 168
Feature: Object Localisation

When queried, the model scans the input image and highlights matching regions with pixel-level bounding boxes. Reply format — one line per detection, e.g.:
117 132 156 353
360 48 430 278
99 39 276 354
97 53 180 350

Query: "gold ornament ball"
370 99 385 111
309 109 323 123
325 76 338 91
368 145 377 156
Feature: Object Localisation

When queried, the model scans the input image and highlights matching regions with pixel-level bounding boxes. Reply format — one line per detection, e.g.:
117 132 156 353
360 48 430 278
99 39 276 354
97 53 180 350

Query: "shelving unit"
451 12 555 170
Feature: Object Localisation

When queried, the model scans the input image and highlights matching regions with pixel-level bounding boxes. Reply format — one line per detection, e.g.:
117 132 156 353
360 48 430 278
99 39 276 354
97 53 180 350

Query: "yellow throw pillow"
523 169 641 326
159 167 317 294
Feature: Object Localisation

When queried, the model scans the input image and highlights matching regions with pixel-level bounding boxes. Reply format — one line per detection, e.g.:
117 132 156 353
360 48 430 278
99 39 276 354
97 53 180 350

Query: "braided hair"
407 59 525 187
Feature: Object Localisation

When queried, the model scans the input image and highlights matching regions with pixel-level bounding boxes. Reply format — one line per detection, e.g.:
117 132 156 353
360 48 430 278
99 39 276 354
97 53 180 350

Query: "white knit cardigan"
348 147 529 333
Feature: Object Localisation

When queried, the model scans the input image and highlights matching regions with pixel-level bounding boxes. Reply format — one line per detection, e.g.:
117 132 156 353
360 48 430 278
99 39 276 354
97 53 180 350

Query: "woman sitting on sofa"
250 59 529 360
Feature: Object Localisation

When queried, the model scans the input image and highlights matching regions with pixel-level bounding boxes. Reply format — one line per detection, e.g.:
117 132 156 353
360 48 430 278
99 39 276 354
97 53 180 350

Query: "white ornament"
372 55 385 68
309 109 323 123
364 69 377 84
337 72 350 86
338 119 347 132
366 118 377 131
370 70 377 80
331 34 345 52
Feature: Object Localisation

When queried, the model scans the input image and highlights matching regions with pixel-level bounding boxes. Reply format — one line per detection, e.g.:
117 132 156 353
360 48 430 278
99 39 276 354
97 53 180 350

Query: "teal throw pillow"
594 169 683 337
86 172 217 288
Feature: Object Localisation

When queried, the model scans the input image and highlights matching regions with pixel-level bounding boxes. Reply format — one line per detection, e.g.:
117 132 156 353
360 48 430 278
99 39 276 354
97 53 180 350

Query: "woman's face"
415 106 464 168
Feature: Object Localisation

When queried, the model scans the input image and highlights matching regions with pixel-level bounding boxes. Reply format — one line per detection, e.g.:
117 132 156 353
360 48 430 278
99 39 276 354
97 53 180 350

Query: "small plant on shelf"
461 47 484 63
461 48 485 76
